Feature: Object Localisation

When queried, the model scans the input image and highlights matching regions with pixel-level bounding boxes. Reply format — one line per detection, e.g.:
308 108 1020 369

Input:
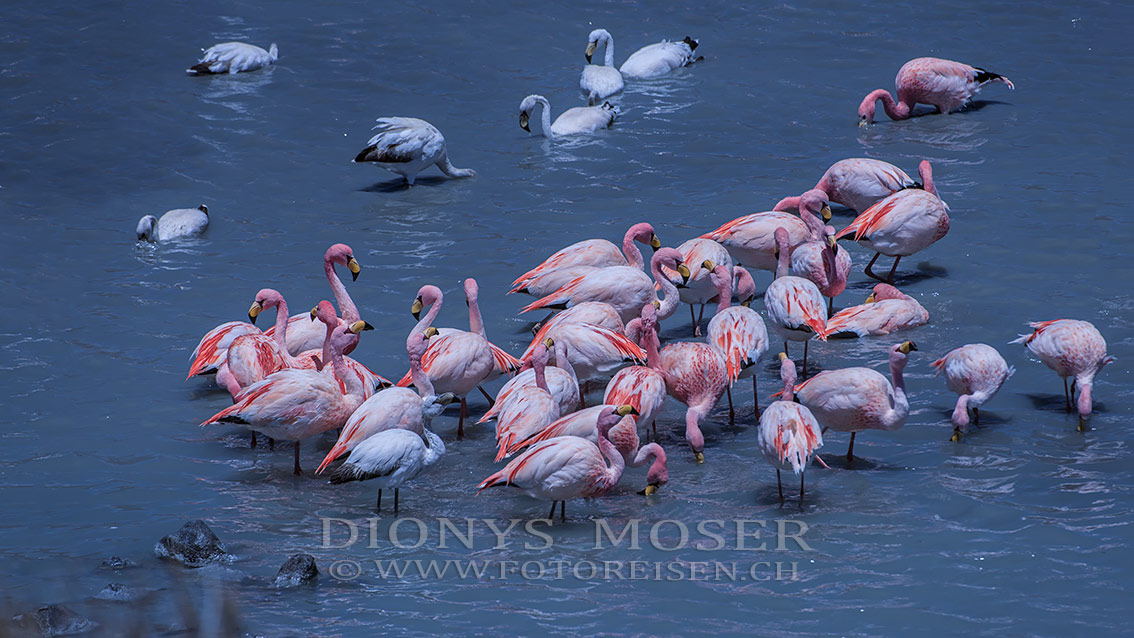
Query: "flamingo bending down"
581 29 624 104
202 318 374 475
773 159 919 215
662 238 733 337
493 343 562 461
1009 320 1114 430
790 190 851 313
932 344 1014 440
825 284 929 339
835 163 949 283
604 304 668 436
793 342 917 462
521 248 688 324
859 57 1014 125
328 428 445 514
187 42 277 75
705 264 769 420
505 403 638 460
477 406 629 521
701 211 811 274
480 337 579 424
765 228 829 375
511 222 660 294
659 336 728 463
316 329 455 475
353 117 477 186
758 353 824 502
519 95 616 137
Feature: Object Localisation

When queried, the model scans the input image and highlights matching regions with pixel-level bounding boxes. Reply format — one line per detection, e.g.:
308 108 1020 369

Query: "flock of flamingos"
168 34 1114 517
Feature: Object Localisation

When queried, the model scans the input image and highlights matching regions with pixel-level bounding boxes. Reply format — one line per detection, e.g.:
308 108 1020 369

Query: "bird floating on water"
136 205 208 242
187 42 278 75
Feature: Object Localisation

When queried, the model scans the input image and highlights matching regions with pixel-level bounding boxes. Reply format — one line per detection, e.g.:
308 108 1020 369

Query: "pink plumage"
859 56 1014 125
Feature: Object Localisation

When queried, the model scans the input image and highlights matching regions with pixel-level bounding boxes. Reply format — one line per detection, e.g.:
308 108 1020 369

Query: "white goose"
187 42 278 75
581 29 624 104
353 117 477 186
519 95 616 137
136 205 209 242
620 36 699 78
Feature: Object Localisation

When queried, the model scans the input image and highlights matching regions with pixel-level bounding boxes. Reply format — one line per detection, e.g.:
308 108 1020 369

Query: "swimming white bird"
519 95 616 138
136 205 209 242
353 117 477 186
328 427 445 513
619 36 699 78
581 29 624 104
186 42 278 75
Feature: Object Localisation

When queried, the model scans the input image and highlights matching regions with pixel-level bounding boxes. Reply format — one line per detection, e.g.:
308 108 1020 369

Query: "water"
1 0 1131 635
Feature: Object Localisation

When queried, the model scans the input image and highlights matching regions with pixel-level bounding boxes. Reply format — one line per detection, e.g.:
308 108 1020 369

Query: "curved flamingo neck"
642 326 661 369
952 395 970 428
413 292 443 334
773 195 801 213
270 299 301 367
622 225 646 269
554 341 578 389
651 256 681 320
867 89 911 121
596 425 626 491
325 259 359 323
631 441 663 469
780 361 798 402
889 352 908 397
799 201 826 241
410 353 433 396
328 332 362 398
533 353 549 392
918 161 937 196
774 238 790 279
713 270 732 314
1076 382 1093 418
467 296 487 339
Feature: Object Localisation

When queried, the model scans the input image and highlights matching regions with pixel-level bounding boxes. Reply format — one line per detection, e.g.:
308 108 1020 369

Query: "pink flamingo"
765 228 829 375
202 315 374 475
758 353 824 502
521 323 645 391
793 342 917 462
932 344 1014 441
660 237 733 337
523 300 625 358
773 158 919 215
493 343 562 461
825 283 929 339
858 57 1014 125
604 304 668 437
217 289 296 398
701 211 810 274
510 222 660 293
790 190 851 313
835 163 949 283
521 248 689 324
704 264 768 420
477 406 630 521
659 335 729 463
479 337 579 424
316 329 455 475
1010 320 1114 430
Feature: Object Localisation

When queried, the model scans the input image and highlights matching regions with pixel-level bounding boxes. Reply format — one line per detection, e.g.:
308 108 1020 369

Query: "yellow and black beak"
641 483 659 496
615 404 639 417
309 306 319 321
542 337 554 348
411 297 423 320
519 111 530 132
349 320 374 334
859 115 869 128
899 341 918 354
778 352 788 361
423 326 439 339
826 234 838 255
694 451 705 464
585 41 597 63
649 234 661 251
821 204 832 223
676 262 691 285
347 256 361 281
652 300 661 309
248 301 263 324
865 292 877 304
701 259 715 272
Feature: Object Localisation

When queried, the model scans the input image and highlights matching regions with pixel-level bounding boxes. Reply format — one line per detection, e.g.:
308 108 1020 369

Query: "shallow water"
1 0 1132 635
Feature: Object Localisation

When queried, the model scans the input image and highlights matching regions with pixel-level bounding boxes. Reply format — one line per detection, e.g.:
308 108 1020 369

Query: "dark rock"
93 583 137 602
97 556 138 571
153 520 231 568
272 553 319 588
10 605 98 636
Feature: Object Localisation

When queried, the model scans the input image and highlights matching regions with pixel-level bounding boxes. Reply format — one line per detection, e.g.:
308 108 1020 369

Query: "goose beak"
411 297 423 320
519 112 530 132
349 320 374 334
585 42 597 63
821 204 832 223
694 451 705 464
248 301 262 324
309 306 319 321
347 257 361 281
649 234 661 251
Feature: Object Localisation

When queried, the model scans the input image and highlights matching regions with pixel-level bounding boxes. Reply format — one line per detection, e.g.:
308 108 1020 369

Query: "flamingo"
218 289 299 399
328 428 445 514
932 344 1014 441
521 322 645 390
480 338 580 425
789 189 851 313
261 243 363 356
604 304 668 437
288 301 390 399
859 57 1014 125
477 406 629 521
521 248 688 324
704 264 769 420
793 341 917 462
619 36 699 78
701 211 811 274
1009 320 1114 430
524 301 626 358
187 42 277 75
519 95 616 137
316 329 455 475
825 283 929 339
493 343 562 461
136 204 209 242
661 237 732 337
773 159 920 215
835 165 950 283
765 228 829 375
581 29 624 104
758 353 824 502
659 336 728 463
201 317 374 475
511 223 660 293
352 117 477 186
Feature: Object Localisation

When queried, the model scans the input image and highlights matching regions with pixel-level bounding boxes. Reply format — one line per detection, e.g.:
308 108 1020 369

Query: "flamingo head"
598 405 638 440
772 227 791 260
653 247 689 285
248 288 284 324
325 243 360 281
309 300 339 327
638 443 669 495
732 267 756 306
703 261 733 301
628 222 660 251
463 278 479 307
800 189 832 222
868 283 903 303
406 329 434 362
858 90 889 126
518 95 547 132
136 215 157 241
411 285 443 320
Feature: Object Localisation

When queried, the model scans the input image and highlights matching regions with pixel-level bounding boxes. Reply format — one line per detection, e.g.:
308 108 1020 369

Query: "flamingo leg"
250 431 257 449
802 340 810 377
827 296 834 316
293 442 302 476
726 385 734 423
885 256 901 284
1064 378 1071 413
776 469 784 503
753 375 760 418
377 489 382 511
846 432 856 464
458 398 467 438
973 407 980 425
269 437 275 451
477 385 495 408
547 501 557 520
689 304 697 336
783 342 789 358
394 488 400 514
800 472 805 501
695 304 706 337
579 387 586 409
560 500 566 522
863 252 882 281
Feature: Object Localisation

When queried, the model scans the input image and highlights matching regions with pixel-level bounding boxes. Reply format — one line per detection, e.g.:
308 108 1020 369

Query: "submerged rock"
153 520 231 567
272 553 319 588
97 556 138 571
10 604 99 636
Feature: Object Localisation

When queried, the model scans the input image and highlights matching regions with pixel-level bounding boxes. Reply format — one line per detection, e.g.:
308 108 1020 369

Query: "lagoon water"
1 0 1132 635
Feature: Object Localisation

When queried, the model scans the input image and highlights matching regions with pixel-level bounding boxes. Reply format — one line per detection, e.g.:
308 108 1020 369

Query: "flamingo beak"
248 301 262 324
701 259 715 271
423 326 439 339
899 341 918 354
694 451 705 464
309 306 319 321
676 263 691 285
821 204 832 223
778 352 788 361
826 235 838 254
652 300 661 309
865 293 876 304
859 115 869 128
519 112 530 132
411 297 423 320
349 320 374 334
640 484 659 496
616 405 638 417
347 257 361 281
543 337 554 348
585 42 597 63
649 234 661 251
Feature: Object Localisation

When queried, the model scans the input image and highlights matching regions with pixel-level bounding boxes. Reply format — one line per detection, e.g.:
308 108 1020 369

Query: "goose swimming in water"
619 36 699 79
136 205 209 242
519 95 616 138
581 29 624 104
353 117 477 186
186 42 278 75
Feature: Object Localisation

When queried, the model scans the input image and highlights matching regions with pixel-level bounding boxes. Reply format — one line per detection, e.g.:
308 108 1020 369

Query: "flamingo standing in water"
824 283 929 339
765 228 829 375
773 159 920 215
758 353 824 502
858 57 1014 125
659 336 729 464
493 343 562 461
835 162 949 283
480 338 579 425
932 343 1014 441
793 342 917 462
1009 320 1114 430
701 211 810 274
511 223 659 294
704 264 768 420
661 237 733 337
217 289 296 398
524 301 625 357
202 316 374 475
477 406 630 521
790 189 851 314
604 304 668 437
